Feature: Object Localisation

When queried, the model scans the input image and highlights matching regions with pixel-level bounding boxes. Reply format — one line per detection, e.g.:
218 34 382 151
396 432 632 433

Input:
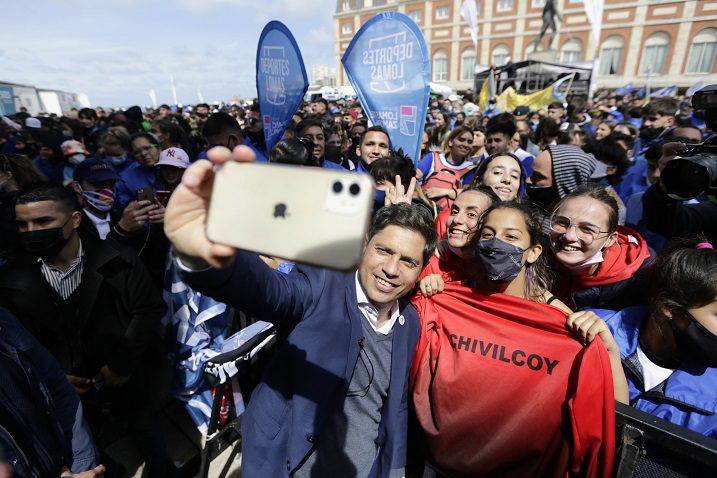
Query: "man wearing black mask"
0 184 173 477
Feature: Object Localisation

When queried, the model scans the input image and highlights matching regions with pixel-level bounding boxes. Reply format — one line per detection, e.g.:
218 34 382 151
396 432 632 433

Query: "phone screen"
155 190 172 207
136 187 153 202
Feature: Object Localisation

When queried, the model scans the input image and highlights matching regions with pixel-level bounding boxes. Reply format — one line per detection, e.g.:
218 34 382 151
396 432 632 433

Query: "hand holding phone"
136 187 153 202
164 147 251 270
155 190 172 207
207 161 373 270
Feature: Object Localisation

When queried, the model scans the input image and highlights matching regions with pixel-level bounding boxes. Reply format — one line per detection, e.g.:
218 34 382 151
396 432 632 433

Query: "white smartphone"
206 161 375 271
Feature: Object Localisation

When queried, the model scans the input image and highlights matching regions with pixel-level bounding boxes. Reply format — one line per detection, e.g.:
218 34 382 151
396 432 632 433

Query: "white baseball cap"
156 147 190 169
25 117 42 129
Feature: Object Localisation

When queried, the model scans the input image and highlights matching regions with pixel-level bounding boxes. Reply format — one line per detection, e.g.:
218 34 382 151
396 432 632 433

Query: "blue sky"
0 0 336 107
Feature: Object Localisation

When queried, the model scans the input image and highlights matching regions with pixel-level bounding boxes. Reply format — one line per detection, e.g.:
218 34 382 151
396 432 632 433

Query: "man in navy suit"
164 145 437 478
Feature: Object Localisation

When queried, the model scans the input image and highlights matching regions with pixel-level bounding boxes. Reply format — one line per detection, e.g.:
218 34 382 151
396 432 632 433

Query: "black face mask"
20 217 72 260
526 184 559 210
477 238 525 282
673 310 717 368
246 129 265 149
639 126 665 141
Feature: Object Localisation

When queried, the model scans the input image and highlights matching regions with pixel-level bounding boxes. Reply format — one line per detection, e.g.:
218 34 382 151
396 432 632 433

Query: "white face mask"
562 248 605 270
67 154 86 166
561 234 613 271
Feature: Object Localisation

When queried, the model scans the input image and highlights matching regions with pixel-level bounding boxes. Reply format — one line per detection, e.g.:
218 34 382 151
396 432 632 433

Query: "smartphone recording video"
206 162 374 270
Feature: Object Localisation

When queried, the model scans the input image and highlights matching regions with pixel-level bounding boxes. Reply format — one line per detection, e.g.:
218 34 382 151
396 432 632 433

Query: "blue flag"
615 82 635 96
342 12 430 162
653 85 677 97
256 21 309 152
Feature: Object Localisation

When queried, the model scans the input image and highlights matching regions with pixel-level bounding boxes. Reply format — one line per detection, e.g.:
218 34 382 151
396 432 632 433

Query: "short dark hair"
360 125 392 149
268 138 317 166
534 117 561 146
202 112 243 140
296 118 326 138
78 108 97 120
582 137 630 185
643 98 678 118
350 122 368 136
650 236 717 323
16 183 79 215
486 113 517 138
548 102 564 110
368 203 437 266
369 151 415 187
312 98 328 108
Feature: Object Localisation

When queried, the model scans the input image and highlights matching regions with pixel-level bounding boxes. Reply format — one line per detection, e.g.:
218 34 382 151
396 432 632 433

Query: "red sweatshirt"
410 284 615 478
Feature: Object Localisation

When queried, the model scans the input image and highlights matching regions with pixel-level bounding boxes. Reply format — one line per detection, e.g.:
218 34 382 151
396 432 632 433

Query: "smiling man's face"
358 225 426 310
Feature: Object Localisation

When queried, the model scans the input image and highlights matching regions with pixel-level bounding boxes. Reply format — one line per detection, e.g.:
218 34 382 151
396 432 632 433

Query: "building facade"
333 0 717 92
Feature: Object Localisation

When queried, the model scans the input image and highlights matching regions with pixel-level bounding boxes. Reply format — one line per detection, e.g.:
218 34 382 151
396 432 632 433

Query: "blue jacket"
0 308 97 477
115 162 156 209
181 251 421 477
595 306 717 439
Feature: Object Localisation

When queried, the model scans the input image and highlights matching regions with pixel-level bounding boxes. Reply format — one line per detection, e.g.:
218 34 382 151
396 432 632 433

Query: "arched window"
598 36 623 75
461 48 476 81
687 28 717 73
560 39 582 63
492 44 510 67
433 49 448 81
640 32 670 74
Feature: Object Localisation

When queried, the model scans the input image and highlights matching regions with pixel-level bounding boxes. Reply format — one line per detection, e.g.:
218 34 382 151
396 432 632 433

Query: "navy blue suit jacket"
181 251 421 477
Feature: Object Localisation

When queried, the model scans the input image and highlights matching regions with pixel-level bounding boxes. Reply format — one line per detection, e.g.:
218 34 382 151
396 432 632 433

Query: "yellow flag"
492 73 575 113
478 70 496 111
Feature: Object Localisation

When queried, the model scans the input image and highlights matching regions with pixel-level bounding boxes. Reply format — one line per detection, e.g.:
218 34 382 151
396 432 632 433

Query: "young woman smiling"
418 186 500 294
418 126 477 210
469 152 524 201
550 184 652 310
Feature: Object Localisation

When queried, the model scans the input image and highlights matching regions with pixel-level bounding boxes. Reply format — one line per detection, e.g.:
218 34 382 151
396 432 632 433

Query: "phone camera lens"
332 181 343 193
349 183 361 196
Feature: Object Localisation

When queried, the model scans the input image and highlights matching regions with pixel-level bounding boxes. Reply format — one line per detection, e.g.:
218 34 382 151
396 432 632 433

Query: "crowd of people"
0 84 716 477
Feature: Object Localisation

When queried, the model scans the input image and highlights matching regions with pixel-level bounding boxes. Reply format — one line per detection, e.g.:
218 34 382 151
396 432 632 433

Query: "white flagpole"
170 75 178 105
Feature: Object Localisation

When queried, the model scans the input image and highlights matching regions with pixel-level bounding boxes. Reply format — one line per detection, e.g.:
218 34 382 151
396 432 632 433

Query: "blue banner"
342 12 430 162
0 86 16 115
615 82 636 96
256 21 309 153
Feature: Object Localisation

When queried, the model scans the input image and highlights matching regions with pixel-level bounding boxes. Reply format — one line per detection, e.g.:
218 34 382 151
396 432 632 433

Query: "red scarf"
410 284 615 478
556 227 651 302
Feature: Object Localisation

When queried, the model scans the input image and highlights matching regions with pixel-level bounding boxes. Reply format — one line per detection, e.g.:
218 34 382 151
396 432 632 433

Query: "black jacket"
642 182 717 243
0 228 165 379
0 307 97 477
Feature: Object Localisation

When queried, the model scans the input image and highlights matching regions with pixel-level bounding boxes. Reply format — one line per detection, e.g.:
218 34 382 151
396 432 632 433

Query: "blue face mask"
477 237 525 282
105 155 128 167
81 188 115 212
